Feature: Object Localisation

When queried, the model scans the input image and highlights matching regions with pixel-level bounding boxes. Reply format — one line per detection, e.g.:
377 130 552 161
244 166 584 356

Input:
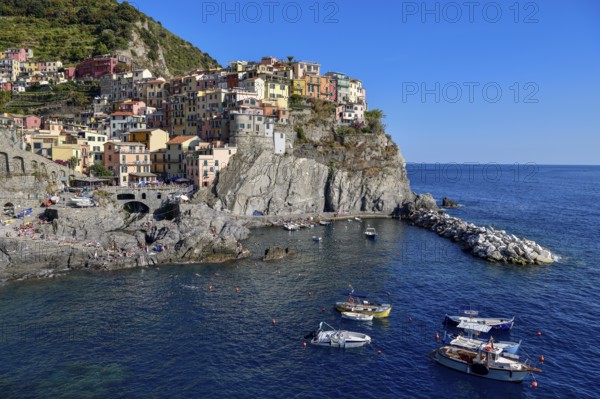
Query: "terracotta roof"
167 135 199 144
110 112 133 116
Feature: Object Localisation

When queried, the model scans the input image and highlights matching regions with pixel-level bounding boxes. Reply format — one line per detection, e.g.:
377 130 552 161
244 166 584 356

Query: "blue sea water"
0 164 599 398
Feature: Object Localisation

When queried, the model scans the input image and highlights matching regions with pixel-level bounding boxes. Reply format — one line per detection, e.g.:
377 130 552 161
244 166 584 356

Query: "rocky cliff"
216 117 417 216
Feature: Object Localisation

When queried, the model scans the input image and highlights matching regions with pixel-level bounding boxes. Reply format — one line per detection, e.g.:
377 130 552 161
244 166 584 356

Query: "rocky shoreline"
407 209 555 265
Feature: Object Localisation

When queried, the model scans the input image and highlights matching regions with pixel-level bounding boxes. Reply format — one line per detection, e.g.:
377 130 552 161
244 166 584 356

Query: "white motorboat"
355 217 361 221
306 322 371 348
312 236 322 242
430 343 541 383
319 220 332 226
341 312 373 321
364 227 378 238
444 313 514 330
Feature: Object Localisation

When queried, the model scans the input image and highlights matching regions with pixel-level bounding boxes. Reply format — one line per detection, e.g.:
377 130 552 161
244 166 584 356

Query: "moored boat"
306 322 371 348
312 236 322 242
364 227 377 238
430 343 540 383
335 289 392 318
283 222 299 231
319 220 332 226
341 311 373 321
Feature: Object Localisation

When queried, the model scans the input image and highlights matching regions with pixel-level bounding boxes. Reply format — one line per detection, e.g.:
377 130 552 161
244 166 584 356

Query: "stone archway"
123 201 150 214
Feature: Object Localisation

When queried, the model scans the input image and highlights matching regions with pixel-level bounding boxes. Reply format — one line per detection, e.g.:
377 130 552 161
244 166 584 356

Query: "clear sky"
126 0 600 164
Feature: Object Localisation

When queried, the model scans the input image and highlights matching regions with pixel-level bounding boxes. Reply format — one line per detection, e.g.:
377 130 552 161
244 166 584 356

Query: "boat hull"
335 302 391 318
341 311 373 321
432 348 531 383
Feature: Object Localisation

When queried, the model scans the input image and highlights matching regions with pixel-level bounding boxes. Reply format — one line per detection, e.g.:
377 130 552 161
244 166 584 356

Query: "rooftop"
167 135 199 144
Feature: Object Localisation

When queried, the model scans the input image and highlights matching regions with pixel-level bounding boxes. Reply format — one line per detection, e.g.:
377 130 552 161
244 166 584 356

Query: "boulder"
442 197 460 208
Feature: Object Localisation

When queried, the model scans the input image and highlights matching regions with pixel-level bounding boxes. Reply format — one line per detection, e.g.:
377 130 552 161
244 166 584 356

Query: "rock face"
442 197 460 208
262 246 295 261
216 128 416 216
407 210 555 265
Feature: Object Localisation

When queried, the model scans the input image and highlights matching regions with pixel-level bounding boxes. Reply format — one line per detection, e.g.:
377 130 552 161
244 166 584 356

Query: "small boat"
430 343 541 383
341 312 373 321
335 289 392 318
283 222 299 231
444 313 515 330
364 227 377 238
68 197 95 208
319 220 332 226
354 217 361 221
444 321 521 354
306 322 371 348
312 236 322 242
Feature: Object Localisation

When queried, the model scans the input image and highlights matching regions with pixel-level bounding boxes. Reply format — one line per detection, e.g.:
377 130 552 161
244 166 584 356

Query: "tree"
68 156 80 170
89 163 113 177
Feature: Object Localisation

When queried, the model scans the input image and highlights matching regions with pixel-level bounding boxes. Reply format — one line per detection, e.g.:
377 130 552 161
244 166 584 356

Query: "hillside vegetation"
0 0 219 77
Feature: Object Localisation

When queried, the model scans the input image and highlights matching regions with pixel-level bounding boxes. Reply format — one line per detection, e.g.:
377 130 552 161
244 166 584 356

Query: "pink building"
3 48 27 62
118 100 147 116
103 141 155 186
185 145 238 187
75 55 132 79
0 81 11 91
12 115 42 130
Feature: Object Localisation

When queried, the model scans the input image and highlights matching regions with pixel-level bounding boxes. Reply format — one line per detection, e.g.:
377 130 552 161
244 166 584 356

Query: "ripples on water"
0 165 599 398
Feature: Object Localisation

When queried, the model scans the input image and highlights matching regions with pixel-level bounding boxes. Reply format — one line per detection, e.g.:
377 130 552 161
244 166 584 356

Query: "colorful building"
103 141 154 186
185 145 237 187
165 135 202 179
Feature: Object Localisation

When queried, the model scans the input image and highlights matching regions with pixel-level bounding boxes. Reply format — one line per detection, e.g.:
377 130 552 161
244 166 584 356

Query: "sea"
0 164 598 399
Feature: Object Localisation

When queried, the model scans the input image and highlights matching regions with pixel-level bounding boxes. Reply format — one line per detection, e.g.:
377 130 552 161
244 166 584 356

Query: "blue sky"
127 0 600 164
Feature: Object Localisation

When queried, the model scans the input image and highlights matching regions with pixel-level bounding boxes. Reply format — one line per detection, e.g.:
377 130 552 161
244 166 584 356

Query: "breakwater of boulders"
407 210 555 265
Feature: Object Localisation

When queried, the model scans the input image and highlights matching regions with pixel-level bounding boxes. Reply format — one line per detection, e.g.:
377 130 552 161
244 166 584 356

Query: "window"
34 142 41 149
215 160 219 166
203 160 207 166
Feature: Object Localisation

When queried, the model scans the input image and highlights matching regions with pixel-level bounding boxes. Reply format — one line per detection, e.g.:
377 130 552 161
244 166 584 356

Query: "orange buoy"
377 349 382 355
537 330 542 336
540 355 545 362
531 381 538 388
435 332 440 340
235 287 240 293
303 342 307 348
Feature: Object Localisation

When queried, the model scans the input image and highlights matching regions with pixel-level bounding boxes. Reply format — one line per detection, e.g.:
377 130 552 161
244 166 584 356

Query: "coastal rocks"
442 197 460 208
263 246 296 261
0 202 251 282
408 209 555 265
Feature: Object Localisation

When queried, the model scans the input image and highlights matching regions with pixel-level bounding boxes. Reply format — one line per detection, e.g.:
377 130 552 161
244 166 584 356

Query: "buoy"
272 319 276 325
208 284 213 291
321 307 326 312
377 349 382 355
537 330 542 336
235 287 239 293
303 342 307 348
531 381 538 388
540 355 545 362
435 332 440 340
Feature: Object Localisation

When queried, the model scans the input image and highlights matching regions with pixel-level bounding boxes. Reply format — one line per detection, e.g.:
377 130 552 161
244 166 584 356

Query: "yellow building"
31 134 68 158
52 144 82 173
123 128 169 151
291 79 306 96
264 81 289 108
151 148 168 179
